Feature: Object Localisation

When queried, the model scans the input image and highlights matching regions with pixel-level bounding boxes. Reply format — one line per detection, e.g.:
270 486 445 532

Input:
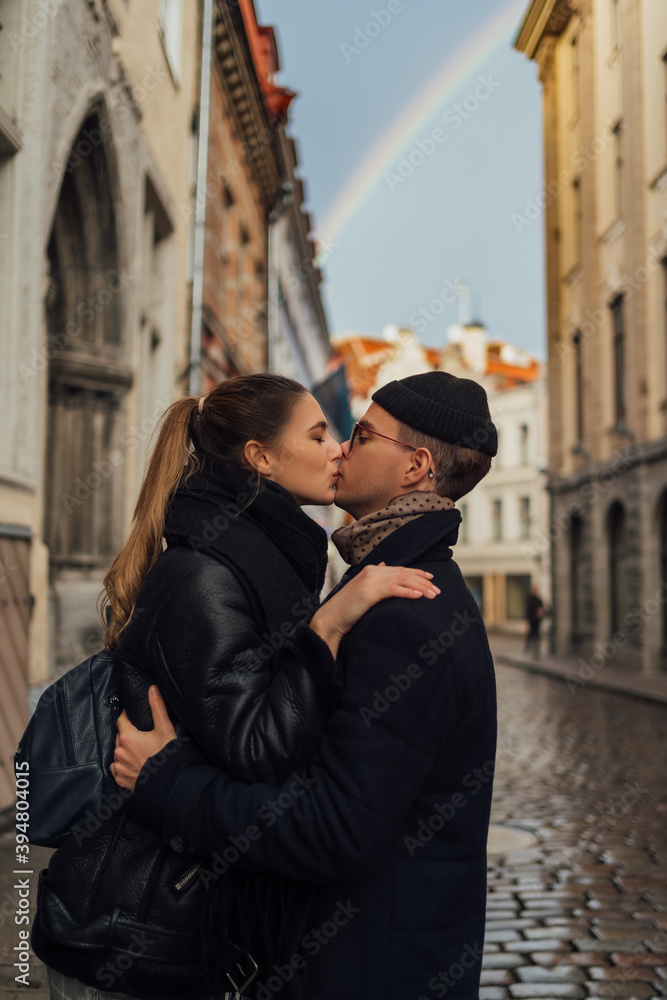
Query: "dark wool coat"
131 508 498 1000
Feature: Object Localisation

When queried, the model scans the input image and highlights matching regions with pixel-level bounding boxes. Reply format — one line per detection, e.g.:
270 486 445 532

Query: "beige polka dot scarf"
331 491 455 566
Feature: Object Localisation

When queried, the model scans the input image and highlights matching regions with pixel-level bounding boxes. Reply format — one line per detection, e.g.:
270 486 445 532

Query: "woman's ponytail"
100 373 308 649
101 397 200 649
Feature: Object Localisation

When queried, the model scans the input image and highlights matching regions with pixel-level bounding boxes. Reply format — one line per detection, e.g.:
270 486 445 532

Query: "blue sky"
256 0 546 359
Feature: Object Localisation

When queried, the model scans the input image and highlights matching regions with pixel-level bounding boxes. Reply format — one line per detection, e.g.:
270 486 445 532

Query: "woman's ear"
243 439 272 475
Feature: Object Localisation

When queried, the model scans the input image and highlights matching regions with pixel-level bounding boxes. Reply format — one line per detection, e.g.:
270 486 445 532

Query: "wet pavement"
0 643 665 999
484 648 667 1000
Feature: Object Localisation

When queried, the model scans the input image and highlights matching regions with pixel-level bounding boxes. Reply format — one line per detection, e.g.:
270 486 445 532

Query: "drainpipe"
188 0 214 396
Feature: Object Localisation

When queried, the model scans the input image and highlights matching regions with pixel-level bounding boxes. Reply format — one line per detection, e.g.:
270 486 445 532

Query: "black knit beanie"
372 372 498 457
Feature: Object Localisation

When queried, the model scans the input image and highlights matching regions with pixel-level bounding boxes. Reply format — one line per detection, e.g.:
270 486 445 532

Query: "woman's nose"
328 435 343 461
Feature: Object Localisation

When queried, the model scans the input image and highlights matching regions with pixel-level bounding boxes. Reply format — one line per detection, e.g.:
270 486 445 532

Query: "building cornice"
213 0 283 212
548 436 667 495
514 0 576 59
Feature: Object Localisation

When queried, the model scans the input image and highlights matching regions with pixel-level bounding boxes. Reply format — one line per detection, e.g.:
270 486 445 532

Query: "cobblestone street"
0 653 665 999
483 654 667 1000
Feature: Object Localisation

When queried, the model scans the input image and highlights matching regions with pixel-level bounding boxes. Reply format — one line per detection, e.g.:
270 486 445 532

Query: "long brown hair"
101 374 308 649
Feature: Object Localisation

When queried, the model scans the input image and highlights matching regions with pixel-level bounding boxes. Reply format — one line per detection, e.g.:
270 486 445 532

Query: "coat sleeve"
130 602 461 883
141 560 344 786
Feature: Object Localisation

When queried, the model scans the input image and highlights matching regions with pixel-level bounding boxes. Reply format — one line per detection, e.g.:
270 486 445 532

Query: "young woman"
32 374 439 1000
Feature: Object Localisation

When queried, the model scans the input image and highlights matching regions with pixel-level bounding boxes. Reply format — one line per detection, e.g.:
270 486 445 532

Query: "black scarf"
165 456 328 606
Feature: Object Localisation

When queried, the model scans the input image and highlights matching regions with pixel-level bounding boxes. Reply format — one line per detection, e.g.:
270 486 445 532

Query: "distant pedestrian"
525 583 545 656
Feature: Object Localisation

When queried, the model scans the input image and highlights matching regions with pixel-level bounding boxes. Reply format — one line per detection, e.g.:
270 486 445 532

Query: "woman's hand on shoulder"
310 562 439 658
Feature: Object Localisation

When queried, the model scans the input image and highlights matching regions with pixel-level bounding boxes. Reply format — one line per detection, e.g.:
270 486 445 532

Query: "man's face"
334 403 417 519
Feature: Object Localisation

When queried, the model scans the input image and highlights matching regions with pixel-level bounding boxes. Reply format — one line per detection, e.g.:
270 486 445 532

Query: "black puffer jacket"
32 458 344 999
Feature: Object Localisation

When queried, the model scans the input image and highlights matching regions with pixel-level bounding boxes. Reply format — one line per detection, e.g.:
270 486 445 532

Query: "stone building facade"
0 0 197 809
268 131 335 406
516 0 667 672
198 0 289 386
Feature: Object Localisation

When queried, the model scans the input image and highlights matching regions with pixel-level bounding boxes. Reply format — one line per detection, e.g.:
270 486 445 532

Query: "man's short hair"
397 422 492 501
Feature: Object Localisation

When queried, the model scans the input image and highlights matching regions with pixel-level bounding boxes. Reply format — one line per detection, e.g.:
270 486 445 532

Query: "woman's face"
254 393 343 506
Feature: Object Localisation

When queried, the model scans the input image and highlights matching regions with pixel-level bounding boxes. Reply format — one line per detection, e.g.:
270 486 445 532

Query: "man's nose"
340 440 351 460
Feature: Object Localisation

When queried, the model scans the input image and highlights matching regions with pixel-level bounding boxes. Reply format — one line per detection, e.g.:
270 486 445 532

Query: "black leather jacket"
33 462 343 999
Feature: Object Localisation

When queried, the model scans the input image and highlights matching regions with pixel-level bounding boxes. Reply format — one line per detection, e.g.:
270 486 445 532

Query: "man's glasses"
349 422 415 451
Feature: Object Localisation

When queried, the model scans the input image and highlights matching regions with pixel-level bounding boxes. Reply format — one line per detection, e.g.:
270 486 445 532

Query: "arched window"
609 501 629 633
44 110 129 567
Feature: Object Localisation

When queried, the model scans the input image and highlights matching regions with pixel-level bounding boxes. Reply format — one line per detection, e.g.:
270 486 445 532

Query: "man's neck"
342 486 438 521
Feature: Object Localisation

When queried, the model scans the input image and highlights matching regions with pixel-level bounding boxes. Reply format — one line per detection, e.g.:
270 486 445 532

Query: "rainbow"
316 0 526 245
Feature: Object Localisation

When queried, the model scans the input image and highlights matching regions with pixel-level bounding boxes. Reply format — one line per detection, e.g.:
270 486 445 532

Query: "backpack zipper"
174 862 201 892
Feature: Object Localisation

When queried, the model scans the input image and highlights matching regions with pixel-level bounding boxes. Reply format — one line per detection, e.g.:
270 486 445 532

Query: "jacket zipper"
174 863 201 892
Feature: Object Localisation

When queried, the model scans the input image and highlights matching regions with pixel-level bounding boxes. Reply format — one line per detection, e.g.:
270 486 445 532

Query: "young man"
114 371 498 1000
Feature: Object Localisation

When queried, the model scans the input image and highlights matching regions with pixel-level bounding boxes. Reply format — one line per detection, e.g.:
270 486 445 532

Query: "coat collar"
329 508 461 595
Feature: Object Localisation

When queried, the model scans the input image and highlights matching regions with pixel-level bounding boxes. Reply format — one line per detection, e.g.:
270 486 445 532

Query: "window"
574 330 584 443
613 120 623 218
609 502 629 633
571 34 580 120
519 497 531 540
506 575 531 620
519 424 529 465
573 177 583 265
492 499 502 541
159 0 183 84
610 295 625 422
459 502 469 544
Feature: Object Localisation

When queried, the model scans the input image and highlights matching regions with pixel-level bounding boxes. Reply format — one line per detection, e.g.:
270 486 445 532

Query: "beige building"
0 0 197 809
515 0 667 672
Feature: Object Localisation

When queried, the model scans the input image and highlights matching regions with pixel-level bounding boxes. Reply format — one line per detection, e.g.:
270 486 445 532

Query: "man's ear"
244 439 272 475
404 447 433 486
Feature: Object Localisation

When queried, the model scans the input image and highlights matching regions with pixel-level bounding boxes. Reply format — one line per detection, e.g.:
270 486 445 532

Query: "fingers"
147 685 173 735
391 585 437 600
364 565 441 600
393 571 440 598
116 709 131 733
390 566 433 579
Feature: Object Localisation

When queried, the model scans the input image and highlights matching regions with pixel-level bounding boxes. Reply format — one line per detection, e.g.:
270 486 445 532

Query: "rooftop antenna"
458 279 470 327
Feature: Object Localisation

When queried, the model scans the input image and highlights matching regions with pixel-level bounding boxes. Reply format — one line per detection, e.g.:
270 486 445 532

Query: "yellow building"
515 0 667 672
